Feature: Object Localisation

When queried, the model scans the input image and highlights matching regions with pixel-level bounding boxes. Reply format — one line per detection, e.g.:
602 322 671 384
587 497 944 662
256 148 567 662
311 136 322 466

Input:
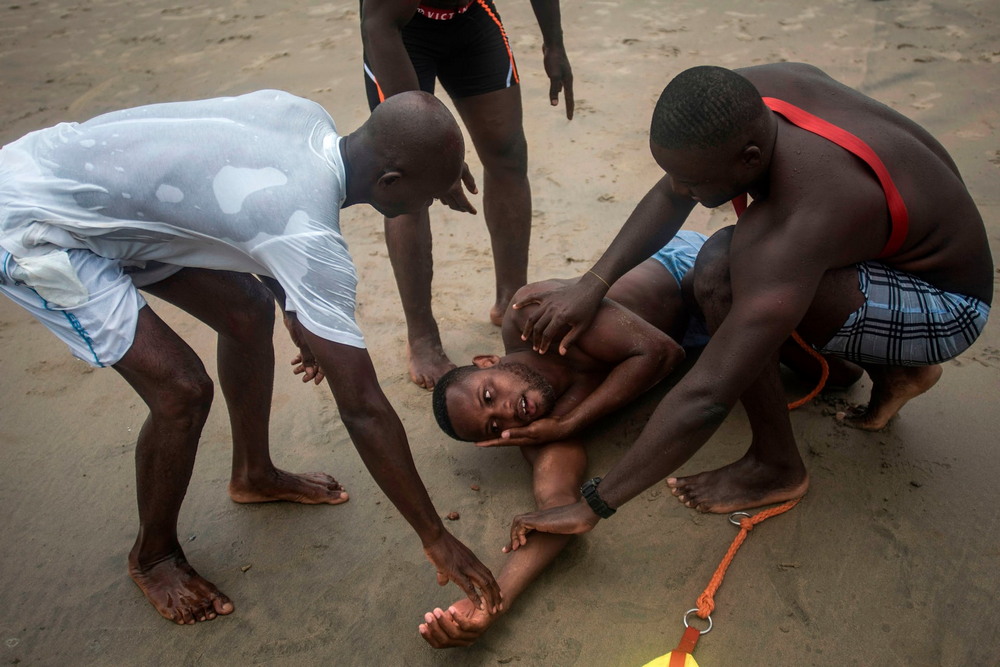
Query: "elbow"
699 400 730 429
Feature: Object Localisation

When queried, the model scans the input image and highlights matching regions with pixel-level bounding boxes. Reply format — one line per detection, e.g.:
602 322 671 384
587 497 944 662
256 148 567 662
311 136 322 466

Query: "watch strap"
581 476 616 518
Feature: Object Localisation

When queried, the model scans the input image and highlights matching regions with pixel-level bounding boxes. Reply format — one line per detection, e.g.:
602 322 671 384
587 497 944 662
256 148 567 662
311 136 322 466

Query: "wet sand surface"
1 1 999 664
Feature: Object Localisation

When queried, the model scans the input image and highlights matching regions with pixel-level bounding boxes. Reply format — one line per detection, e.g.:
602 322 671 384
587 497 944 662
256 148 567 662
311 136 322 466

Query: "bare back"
739 63 993 304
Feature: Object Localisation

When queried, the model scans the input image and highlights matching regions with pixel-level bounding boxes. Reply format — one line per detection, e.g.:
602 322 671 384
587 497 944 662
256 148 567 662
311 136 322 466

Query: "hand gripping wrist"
580 477 616 519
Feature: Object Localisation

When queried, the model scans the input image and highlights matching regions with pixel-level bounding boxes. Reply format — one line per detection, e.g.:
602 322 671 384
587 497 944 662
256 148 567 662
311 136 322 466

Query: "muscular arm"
360 0 422 98
598 221 826 508
518 176 696 353
529 0 564 48
298 326 501 610
492 296 685 444
563 299 685 430
304 331 443 536
507 215 830 546
591 177 696 293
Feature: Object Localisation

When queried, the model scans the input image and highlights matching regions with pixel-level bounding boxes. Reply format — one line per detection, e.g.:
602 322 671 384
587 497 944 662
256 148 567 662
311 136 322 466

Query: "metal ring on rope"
683 608 713 635
728 511 751 527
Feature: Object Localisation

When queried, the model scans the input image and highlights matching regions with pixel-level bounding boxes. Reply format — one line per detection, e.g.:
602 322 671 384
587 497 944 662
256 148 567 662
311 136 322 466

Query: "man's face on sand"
446 361 557 441
651 141 747 209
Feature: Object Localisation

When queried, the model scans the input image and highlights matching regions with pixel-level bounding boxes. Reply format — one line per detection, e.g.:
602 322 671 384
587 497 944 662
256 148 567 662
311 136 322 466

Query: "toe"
214 595 234 616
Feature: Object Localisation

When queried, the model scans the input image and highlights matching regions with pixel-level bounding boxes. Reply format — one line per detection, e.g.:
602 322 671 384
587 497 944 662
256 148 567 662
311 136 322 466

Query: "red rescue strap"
731 97 909 258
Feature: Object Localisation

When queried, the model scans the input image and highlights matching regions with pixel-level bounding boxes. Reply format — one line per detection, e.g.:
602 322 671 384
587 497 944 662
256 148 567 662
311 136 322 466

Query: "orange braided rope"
787 331 829 410
678 335 818 632
694 497 801 619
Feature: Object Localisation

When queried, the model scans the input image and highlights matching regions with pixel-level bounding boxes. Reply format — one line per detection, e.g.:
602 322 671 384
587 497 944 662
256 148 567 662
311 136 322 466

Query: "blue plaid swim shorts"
818 261 990 366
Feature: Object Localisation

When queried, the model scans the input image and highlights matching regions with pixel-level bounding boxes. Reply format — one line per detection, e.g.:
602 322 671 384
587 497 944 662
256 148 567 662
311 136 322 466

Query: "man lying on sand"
504 62 992 546
420 228 848 646
0 90 500 624
419 232 704 647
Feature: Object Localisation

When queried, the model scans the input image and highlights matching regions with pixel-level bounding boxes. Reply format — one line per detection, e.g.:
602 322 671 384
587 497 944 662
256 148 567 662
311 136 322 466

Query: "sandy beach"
1 0 999 664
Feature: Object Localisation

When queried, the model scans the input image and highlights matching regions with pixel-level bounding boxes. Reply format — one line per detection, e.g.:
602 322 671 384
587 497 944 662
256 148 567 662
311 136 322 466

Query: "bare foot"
129 551 234 625
489 302 506 327
418 599 497 648
229 468 348 504
667 455 809 514
836 364 942 431
406 337 456 389
490 290 517 328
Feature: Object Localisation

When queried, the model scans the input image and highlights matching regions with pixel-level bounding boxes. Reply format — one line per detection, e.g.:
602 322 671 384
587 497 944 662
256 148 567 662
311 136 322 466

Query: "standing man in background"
360 0 573 388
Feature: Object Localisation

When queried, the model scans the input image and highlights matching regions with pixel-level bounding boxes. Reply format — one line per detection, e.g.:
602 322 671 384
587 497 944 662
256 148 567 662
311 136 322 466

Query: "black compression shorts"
363 0 519 109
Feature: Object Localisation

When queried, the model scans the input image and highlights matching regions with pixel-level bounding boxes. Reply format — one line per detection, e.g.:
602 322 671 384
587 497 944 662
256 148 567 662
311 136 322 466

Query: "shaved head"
650 66 766 150
368 91 464 188
344 91 466 216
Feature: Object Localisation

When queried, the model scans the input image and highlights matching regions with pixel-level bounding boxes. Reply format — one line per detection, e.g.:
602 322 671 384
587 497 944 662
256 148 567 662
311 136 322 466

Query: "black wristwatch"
580 476 616 518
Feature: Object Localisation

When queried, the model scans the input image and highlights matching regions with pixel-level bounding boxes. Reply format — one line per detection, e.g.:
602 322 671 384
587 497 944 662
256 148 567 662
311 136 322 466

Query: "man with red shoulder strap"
360 0 573 389
500 63 992 544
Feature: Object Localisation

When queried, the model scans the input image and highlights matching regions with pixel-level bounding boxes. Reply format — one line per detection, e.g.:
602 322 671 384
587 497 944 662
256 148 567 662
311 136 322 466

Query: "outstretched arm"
297 325 501 612
516 176 695 354
420 440 586 648
508 216 829 549
529 0 573 119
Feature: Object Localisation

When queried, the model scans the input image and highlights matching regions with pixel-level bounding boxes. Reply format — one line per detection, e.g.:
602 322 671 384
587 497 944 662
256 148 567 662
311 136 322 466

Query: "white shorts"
0 249 182 367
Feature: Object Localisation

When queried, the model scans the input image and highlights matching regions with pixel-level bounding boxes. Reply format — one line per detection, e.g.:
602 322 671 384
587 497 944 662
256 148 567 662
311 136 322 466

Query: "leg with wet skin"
667 228 861 512
114 305 233 624
384 208 455 389
786 258 944 429
668 351 810 513
453 86 531 327
143 269 347 504
779 337 864 389
836 362 942 431
419 441 586 648
783 256 942 428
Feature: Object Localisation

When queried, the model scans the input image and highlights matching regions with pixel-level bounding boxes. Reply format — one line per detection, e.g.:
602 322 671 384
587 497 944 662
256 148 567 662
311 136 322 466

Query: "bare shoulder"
736 62 830 86
501 300 536 352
